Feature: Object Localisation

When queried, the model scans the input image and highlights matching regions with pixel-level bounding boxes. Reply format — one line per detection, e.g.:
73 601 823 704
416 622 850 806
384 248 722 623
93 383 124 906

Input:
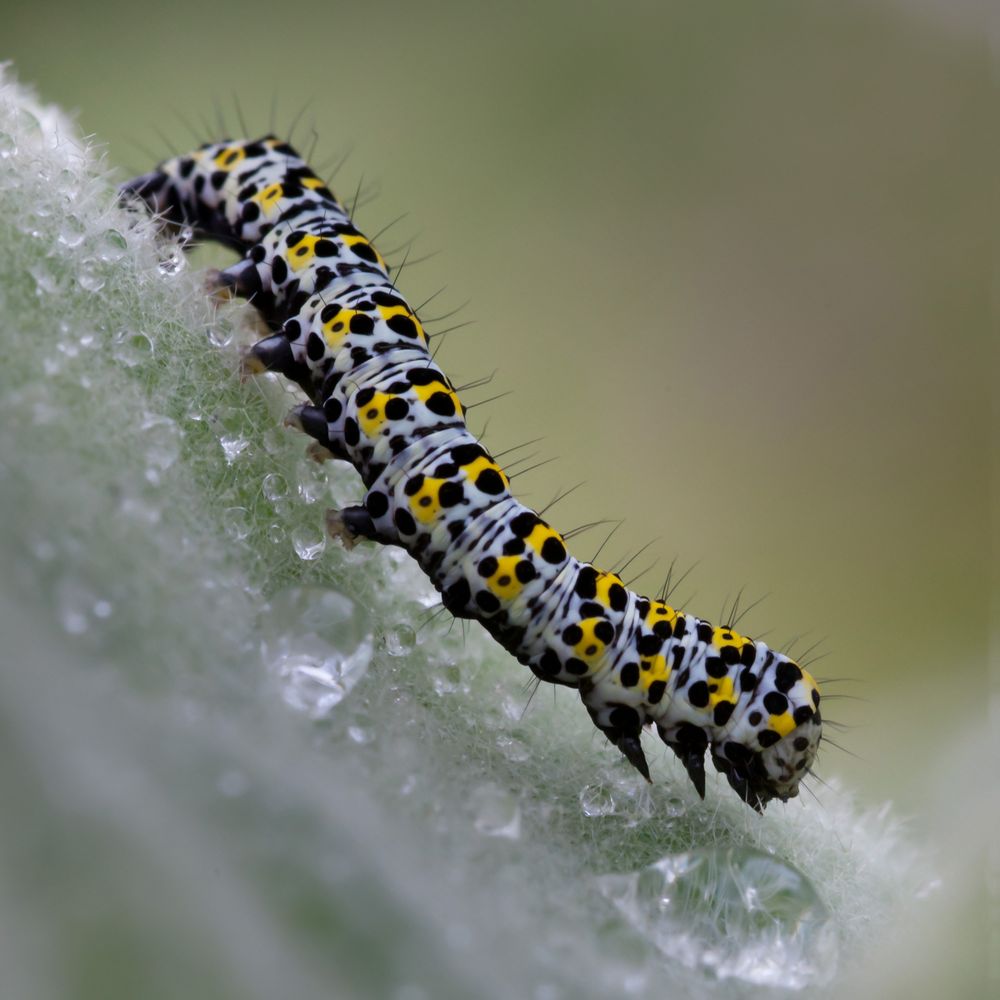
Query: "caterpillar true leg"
305 442 339 464
283 403 353 466
242 333 298 380
283 403 330 445
325 505 377 549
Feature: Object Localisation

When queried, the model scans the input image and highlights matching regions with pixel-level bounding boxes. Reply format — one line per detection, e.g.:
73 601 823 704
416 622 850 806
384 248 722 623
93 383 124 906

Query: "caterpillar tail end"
118 170 167 210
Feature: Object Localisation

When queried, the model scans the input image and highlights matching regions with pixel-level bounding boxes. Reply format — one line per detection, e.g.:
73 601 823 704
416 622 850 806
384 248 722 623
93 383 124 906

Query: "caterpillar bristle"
231 93 249 139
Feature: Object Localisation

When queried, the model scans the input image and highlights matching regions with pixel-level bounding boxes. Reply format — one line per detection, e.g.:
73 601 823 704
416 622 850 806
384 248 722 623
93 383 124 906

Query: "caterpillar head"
659 656 822 811
710 660 822 811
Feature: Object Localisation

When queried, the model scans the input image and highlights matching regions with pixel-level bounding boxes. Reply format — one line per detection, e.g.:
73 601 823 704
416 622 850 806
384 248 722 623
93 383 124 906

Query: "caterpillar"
120 135 822 811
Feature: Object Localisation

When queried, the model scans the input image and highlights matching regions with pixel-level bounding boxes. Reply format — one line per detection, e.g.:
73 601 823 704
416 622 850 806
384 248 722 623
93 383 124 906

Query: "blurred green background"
5 0 992 993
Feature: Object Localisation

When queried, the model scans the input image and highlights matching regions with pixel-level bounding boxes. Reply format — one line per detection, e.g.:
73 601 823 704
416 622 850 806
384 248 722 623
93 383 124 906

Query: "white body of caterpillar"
121 136 822 810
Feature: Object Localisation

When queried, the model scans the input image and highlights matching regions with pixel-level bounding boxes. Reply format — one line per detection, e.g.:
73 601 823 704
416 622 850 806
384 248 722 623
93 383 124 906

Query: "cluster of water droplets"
257 585 374 720
14 138 179 320
597 847 838 990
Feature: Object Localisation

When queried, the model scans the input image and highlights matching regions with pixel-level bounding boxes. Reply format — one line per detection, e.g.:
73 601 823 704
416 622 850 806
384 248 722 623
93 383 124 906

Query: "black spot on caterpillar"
121 136 822 811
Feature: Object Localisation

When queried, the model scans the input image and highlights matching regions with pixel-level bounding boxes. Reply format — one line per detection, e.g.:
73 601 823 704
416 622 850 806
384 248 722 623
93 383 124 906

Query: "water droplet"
347 724 373 745
54 577 97 636
500 694 528 722
597 847 837 988
220 434 250 463
96 228 127 263
432 662 461 695
56 168 82 205
56 337 80 359
383 625 416 657
112 329 154 368
30 537 56 562
296 458 329 504
266 522 286 545
77 264 106 293
262 472 288 501
206 319 234 348
330 473 365 509
211 403 251 462
658 792 688 818
470 783 521 840
141 415 181 483
57 216 86 248
0 131 16 159
29 260 61 295
261 426 287 455
118 487 163 526
580 783 617 817
291 526 326 561
157 244 186 276
10 106 41 138
223 506 252 541
61 610 88 635
495 734 531 763
258 586 373 720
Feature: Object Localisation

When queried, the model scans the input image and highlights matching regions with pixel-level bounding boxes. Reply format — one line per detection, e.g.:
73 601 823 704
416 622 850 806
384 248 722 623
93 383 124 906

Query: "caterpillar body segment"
121 136 822 811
